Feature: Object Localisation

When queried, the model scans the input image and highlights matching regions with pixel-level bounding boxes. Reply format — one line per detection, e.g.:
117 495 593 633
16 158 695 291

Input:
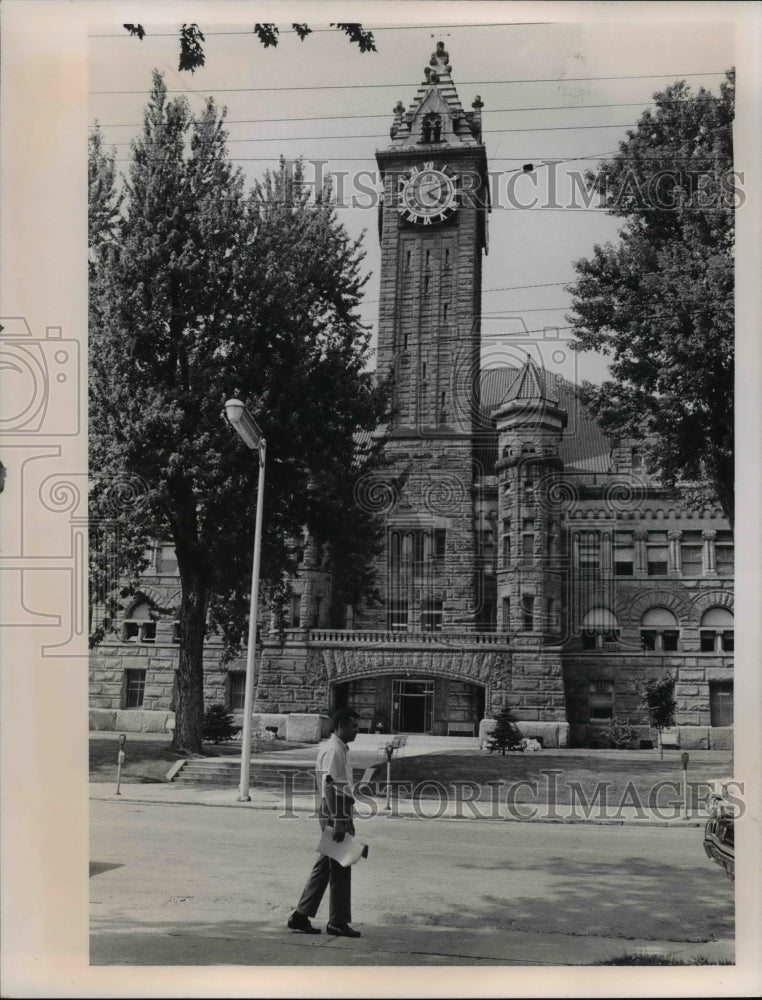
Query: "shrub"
485 703 523 755
203 704 235 744
600 717 637 749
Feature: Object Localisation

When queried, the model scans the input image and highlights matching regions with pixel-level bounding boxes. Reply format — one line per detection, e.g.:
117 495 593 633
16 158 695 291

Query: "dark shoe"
288 912 321 934
327 922 361 938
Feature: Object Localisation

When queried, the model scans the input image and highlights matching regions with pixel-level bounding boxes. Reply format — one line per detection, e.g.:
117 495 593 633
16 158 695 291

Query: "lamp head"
224 399 263 451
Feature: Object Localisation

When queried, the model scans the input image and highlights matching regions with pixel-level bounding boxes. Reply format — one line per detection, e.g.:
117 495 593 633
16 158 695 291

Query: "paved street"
90 797 734 966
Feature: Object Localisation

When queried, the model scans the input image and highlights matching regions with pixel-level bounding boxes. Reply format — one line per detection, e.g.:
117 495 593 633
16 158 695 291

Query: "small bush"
485 703 523 755
600 717 637 749
203 704 235 744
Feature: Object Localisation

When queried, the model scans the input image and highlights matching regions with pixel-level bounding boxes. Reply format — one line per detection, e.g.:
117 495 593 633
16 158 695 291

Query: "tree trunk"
172 571 209 754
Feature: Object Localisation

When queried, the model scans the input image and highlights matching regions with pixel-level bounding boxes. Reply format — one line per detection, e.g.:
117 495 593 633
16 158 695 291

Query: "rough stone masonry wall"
562 652 733 749
356 435 479 631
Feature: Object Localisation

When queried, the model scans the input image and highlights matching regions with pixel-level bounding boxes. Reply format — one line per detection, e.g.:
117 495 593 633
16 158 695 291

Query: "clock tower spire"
369 46 490 634
375 42 489 435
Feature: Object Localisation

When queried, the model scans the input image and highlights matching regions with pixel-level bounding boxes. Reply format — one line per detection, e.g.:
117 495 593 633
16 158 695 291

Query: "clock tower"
376 42 489 435
369 43 490 634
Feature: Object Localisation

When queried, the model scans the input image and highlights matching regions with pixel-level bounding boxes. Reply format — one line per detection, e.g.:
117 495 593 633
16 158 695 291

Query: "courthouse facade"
89 46 734 748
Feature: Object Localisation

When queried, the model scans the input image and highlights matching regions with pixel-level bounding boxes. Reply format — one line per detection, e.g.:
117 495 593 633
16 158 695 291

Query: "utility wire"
100 123 639 146
90 71 729 95
89 98 716 129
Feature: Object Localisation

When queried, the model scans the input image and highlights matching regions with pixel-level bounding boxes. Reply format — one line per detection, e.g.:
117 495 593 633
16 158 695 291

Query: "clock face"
398 162 458 225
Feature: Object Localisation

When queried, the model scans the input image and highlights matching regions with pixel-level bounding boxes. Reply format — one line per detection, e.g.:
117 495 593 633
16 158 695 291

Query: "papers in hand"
317 827 369 867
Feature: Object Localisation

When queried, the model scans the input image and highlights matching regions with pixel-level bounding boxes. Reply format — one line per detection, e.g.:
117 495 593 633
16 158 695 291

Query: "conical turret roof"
501 354 561 406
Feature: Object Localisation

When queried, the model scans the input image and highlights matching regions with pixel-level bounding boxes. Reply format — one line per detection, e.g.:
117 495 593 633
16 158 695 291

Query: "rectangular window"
548 598 559 630
521 594 534 631
480 529 494 556
413 532 425 572
121 621 155 643
709 681 733 727
172 622 181 644
158 543 178 574
614 532 634 576
662 629 679 652
701 629 734 653
289 595 301 629
502 519 511 566
124 669 146 709
640 629 657 651
582 630 599 651
680 531 703 575
229 672 246 712
521 521 534 566
502 596 510 631
700 630 716 652
578 536 601 575
312 597 322 628
523 480 535 503
715 532 734 577
589 680 614 720
434 529 446 562
122 621 140 642
421 599 443 632
647 531 669 576
388 600 408 631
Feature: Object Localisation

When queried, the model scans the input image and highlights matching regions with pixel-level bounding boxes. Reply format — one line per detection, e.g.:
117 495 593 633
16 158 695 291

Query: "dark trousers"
295 811 355 926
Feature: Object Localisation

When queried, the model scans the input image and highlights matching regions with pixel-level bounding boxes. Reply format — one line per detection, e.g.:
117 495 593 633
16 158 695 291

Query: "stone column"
634 529 648 576
702 529 717 576
601 530 613 575
668 529 682 573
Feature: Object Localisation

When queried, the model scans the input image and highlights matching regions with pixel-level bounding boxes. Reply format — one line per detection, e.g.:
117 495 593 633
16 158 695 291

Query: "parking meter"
116 733 127 795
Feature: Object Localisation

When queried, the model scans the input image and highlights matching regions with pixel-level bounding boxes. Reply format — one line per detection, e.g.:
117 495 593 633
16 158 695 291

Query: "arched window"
640 607 679 652
700 607 734 652
122 600 156 644
581 608 619 650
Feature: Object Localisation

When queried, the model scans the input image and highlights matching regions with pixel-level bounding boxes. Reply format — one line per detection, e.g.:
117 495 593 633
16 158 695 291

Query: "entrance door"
392 679 434 733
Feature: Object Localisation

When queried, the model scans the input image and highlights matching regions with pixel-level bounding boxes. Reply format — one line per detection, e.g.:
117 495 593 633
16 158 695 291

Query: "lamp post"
225 399 266 802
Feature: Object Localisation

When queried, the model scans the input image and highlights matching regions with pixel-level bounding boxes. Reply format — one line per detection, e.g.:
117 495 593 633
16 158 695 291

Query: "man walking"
287 707 362 938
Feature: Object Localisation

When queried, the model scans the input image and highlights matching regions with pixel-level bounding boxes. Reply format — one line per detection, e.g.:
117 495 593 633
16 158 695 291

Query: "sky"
88 14 737 388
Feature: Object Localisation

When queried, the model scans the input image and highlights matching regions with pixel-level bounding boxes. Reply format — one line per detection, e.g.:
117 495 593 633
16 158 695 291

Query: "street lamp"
225 398 266 802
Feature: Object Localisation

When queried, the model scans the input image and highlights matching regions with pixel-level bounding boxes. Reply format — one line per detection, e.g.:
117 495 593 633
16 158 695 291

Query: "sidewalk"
90 914 734 967
90 779 710 827
91 732 731 826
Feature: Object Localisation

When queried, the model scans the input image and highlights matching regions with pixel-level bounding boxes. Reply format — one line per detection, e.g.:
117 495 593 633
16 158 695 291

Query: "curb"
89 786 706 827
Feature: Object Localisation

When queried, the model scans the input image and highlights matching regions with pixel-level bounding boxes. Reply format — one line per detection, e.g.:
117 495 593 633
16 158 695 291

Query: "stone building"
89 45 733 749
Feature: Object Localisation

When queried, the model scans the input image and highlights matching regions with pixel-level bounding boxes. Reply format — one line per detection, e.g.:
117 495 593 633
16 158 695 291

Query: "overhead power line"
89 98 711 130
101 122 638 147
89 71 728 96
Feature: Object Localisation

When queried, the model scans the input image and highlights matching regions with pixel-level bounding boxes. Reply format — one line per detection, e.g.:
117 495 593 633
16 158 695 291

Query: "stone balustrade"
304 629 510 647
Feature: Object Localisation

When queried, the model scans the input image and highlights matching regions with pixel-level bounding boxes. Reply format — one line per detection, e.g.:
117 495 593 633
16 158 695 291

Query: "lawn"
383 750 733 808
88 737 310 784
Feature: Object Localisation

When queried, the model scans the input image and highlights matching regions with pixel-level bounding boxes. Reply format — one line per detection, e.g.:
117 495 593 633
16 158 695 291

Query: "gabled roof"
386 42 483 149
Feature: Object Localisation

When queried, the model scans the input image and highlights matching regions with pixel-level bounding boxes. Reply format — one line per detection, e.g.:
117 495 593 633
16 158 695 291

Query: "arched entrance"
331 674 485 735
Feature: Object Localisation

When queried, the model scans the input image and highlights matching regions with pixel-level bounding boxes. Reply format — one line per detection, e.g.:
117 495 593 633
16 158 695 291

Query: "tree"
643 674 676 759
485 703 523 756
568 71 735 528
89 72 388 753
123 22 376 73
88 125 123 274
